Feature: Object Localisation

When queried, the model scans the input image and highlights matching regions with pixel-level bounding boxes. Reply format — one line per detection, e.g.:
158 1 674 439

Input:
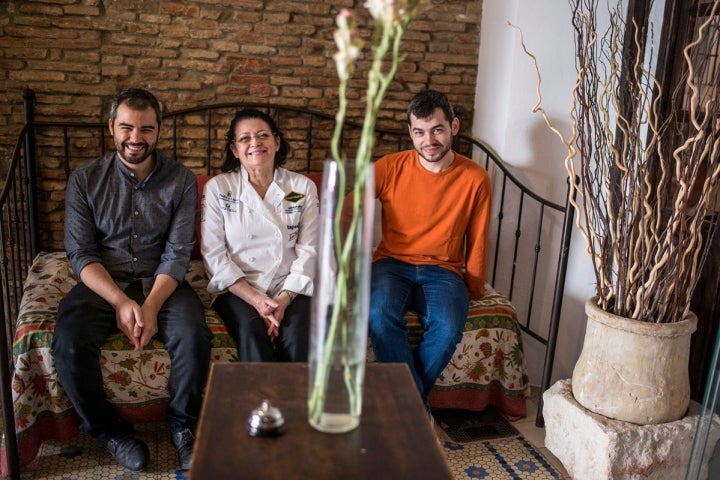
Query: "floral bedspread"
5 251 528 472
403 291 529 418
8 252 237 472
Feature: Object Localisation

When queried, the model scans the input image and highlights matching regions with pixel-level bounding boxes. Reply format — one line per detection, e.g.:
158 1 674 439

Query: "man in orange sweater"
370 89 492 408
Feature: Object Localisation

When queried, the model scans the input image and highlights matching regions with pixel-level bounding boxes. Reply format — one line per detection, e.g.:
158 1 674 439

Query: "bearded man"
51 88 212 472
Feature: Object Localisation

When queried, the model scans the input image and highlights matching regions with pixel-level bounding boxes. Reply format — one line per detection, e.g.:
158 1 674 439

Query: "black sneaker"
96 433 149 471
170 426 195 470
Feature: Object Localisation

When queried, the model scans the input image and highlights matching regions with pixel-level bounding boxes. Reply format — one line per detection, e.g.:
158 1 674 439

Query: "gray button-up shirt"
64 151 197 287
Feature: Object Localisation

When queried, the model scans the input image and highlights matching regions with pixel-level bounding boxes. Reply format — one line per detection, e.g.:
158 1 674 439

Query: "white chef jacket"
201 166 319 298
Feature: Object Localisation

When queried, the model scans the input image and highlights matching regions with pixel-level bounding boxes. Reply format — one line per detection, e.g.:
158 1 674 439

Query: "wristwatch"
282 289 297 301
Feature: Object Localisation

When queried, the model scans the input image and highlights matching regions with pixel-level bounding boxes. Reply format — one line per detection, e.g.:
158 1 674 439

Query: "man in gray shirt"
51 88 212 472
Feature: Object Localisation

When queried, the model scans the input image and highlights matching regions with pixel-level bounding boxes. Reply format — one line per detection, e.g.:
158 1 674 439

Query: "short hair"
221 108 291 173
109 88 162 126
406 89 455 124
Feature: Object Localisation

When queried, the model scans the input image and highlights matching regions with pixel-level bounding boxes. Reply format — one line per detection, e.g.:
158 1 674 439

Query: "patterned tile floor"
14 422 189 480
9 396 569 479
437 396 570 479
441 436 563 479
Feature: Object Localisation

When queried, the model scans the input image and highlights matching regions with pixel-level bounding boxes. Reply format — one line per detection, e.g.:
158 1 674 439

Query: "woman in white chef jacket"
201 108 319 361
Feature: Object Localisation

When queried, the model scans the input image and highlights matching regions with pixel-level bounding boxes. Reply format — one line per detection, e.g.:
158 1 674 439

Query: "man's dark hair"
221 108 291 173
109 88 163 126
406 89 455 124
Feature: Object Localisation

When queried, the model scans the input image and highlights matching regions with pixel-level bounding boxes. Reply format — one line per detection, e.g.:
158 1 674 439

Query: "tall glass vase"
308 159 375 433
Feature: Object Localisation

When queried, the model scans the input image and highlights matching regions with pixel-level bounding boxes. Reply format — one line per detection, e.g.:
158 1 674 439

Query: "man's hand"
79 263 150 349
137 274 179 350
79 266 179 351
138 302 160 349
115 299 144 350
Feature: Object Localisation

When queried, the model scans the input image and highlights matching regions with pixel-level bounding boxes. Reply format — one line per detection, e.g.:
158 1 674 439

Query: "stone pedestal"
543 379 719 479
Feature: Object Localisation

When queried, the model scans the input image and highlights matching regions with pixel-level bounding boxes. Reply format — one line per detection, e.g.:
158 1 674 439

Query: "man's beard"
418 143 451 163
117 141 154 165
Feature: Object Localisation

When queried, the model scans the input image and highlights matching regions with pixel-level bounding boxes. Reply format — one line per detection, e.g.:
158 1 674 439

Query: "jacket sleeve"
201 177 247 294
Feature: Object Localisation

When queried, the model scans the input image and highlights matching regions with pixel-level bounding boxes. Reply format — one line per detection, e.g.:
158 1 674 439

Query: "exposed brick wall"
0 0 481 171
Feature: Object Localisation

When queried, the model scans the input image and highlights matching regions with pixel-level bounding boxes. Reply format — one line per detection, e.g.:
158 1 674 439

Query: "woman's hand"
227 279 297 341
252 293 281 340
270 291 292 325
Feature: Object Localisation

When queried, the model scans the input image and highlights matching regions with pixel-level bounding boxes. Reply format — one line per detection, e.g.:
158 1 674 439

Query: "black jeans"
213 292 310 362
51 280 213 438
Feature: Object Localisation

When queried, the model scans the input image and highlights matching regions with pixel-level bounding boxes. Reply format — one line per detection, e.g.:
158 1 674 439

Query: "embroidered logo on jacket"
284 191 305 203
219 191 239 212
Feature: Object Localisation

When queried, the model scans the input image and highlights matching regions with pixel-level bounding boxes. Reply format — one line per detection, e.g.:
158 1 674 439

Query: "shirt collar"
114 152 164 185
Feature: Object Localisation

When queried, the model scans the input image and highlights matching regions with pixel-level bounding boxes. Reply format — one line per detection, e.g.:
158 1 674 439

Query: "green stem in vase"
309 1 427 427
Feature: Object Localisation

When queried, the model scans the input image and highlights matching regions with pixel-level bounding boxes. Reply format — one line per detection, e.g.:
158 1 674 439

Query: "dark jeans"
51 281 213 438
369 258 469 404
213 292 310 362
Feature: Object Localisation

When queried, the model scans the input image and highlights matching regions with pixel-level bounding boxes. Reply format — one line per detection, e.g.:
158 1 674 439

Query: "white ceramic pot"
571 297 698 425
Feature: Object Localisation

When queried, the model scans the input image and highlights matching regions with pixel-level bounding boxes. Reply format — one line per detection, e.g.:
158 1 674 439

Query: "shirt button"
133 257 138 262
249 257 255 262
133 234 138 239
247 234 253 239
134 211 139 216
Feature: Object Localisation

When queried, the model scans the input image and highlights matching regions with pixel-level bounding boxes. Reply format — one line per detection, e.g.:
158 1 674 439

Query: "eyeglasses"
236 131 275 144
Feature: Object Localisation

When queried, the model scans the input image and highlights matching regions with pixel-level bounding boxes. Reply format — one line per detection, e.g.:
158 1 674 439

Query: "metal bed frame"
0 88 574 479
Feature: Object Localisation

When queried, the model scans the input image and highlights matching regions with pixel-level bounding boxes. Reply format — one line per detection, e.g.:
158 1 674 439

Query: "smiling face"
108 103 160 168
408 107 460 170
229 118 280 172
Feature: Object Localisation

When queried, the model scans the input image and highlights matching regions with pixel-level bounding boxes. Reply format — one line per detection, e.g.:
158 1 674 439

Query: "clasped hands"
253 292 291 341
115 298 160 351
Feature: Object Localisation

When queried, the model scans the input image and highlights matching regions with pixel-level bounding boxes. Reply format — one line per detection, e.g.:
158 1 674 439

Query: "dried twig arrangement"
513 0 720 323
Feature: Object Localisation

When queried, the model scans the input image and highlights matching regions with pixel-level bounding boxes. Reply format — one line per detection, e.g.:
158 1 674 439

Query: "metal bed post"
0 285 19 480
0 91 36 480
22 89 40 259
0 294 19 480
0 266 19 480
535 176 578 427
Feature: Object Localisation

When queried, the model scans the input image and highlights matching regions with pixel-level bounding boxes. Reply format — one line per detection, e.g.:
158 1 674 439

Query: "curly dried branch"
516 0 720 322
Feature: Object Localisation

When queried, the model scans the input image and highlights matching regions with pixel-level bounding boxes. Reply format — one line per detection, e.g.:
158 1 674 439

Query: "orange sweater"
373 150 492 299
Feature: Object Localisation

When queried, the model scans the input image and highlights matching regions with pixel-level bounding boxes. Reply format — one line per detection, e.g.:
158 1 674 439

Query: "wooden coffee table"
191 362 452 479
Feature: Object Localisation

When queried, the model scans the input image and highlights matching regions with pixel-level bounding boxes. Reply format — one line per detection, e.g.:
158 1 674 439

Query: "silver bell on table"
247 399 287 437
